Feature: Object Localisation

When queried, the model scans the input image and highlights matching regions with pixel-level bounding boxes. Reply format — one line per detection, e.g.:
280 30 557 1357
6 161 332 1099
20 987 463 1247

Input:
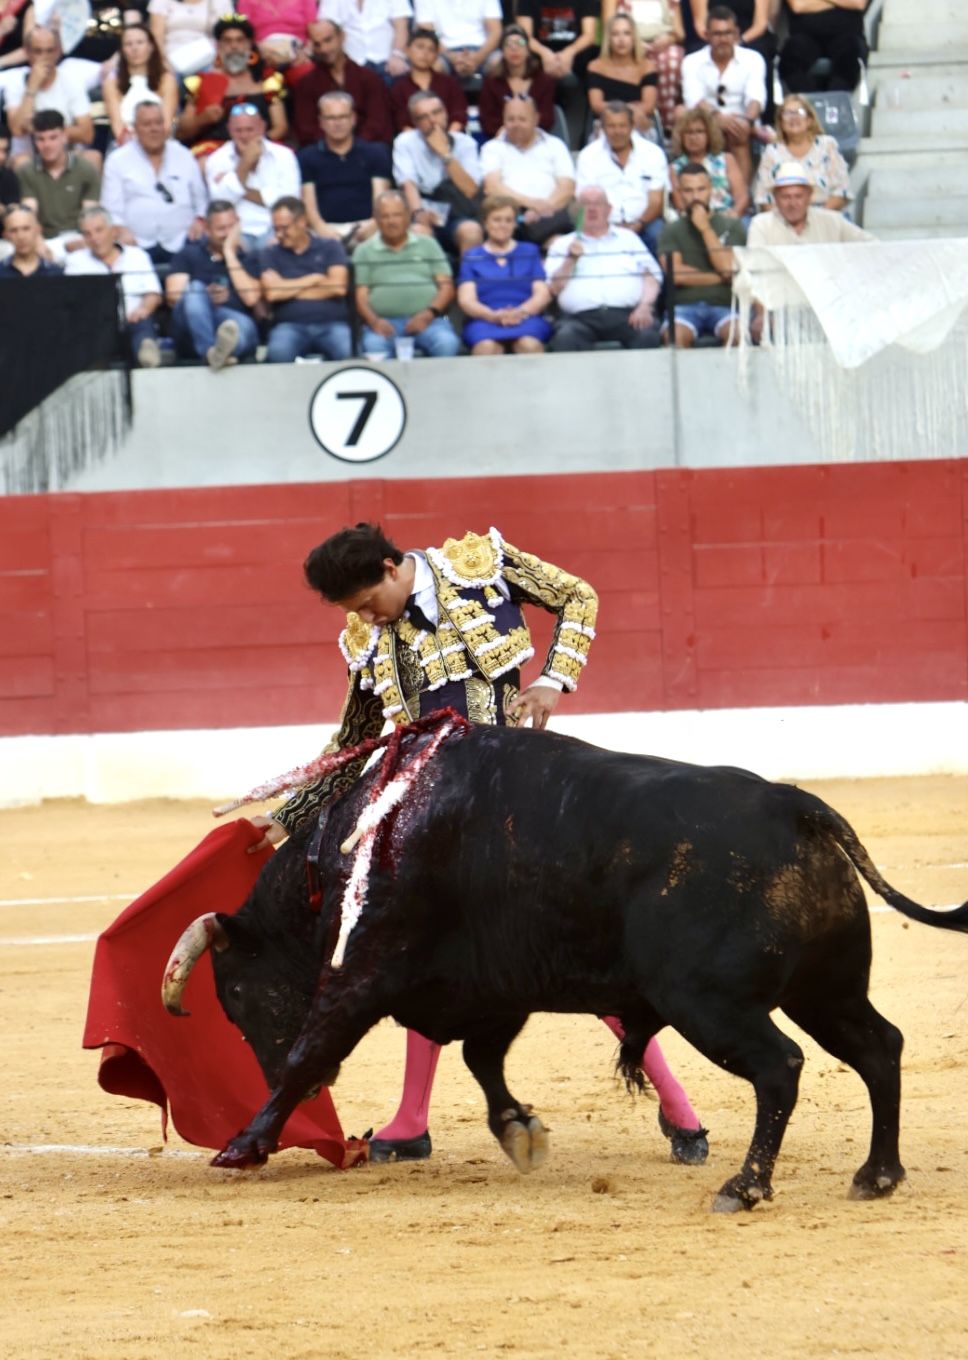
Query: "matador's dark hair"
304 522 404 602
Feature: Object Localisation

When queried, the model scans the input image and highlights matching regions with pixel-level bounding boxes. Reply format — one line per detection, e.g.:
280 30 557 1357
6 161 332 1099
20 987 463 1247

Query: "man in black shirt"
166 200 262 370
297 90 391 247
0 204 62 277
260 194 353 362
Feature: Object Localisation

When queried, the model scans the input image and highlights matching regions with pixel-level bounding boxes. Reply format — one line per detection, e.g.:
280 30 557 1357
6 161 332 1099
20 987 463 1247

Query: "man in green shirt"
657 161 746 348
16 110 99 263
353 189 460 358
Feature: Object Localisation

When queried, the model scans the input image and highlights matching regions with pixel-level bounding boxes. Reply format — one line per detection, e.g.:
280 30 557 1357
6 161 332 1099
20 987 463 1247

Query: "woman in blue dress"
457 196 553 355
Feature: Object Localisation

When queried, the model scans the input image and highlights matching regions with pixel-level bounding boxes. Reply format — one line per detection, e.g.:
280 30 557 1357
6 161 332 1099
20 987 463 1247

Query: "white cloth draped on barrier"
733 239 968 459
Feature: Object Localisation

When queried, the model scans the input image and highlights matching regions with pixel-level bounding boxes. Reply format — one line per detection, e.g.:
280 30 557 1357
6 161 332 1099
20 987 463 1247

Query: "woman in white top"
148 0 221 75
102 23 179 143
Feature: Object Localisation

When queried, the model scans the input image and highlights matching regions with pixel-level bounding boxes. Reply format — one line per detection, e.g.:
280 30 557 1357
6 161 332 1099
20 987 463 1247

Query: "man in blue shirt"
165 200 262 370
260 195 353 362
297 90 390 247
0 203 62 276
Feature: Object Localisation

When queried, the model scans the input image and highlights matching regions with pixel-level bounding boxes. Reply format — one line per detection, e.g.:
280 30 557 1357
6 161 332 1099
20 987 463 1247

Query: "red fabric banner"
82 817 366 1169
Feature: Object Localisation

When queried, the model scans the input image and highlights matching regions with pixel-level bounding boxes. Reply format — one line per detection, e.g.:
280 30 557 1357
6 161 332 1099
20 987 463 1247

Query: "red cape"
82 818 366 1169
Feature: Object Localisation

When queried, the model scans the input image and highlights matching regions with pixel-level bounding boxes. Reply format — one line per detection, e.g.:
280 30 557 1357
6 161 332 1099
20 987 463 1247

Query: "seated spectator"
148 0 221 77
602 0 685 134
575 101 668 258
353 188 460 358
389 27 468 134
5 28 95 163
260 194 352 361
480 93 575 245
0 122 21 214
546 185 662 351
0 202 62 275
457 193 551 355
318 0 413 81
166 199 261 368
67 0 149 69
753 94 849 213
585 14 658 138
658 161 744 347
746 161 872 244
479 23 555 139
102 23 179 146
669 104 748 218
65 205 164 367
515 0 597 148
206 100 300 250
691 0 775 77
412 0 502 78
290 19 392 148
177 15 287 159
298 90 390 245
102 102 208 265
778 0 868 94
0 0 34 74
393 90 483 255
237 0 317 68
680 5 767 183
16 109 99 261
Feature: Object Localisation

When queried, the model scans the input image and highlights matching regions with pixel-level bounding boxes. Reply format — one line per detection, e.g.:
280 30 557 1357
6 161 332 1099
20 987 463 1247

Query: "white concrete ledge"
3 702 966 806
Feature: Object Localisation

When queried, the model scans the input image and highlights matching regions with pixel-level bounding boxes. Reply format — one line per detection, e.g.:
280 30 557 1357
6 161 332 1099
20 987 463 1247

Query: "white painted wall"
3 702 966 807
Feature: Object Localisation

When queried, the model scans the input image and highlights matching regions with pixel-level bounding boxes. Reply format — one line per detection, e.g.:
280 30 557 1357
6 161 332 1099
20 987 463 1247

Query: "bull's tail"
804 798 968 934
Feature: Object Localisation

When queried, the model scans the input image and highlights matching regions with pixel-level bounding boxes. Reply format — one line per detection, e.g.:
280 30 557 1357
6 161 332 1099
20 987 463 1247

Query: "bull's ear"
214 912 260 954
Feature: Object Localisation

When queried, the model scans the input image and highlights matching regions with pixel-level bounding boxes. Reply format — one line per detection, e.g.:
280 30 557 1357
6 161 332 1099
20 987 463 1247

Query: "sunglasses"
716 83 727 107
230 101 260 117
155 181 173 203
782 106 809 116
503 91 533 102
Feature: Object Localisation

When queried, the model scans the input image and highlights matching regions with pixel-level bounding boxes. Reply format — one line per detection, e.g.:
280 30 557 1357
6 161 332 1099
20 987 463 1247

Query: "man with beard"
290 18 392 148
177 15 288 159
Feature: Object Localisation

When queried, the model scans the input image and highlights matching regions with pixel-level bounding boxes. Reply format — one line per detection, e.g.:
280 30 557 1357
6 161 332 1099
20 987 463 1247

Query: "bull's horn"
161 913 229 1017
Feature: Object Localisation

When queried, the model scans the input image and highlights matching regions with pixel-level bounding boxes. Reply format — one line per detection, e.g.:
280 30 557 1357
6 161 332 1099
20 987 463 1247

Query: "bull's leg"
672 1007 804 1212
212 988 388 1170
462 1015 548 1174
782 994 905 1201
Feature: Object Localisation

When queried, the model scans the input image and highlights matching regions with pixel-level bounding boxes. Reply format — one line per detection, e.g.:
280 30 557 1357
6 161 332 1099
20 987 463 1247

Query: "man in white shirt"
413 0 502 77
102 101 208 263
746 162 874 247
3 27 94 161
65 205 165 367
206 102 300 251
393 90 483 254
680 5 766 183
480 94 575 244
318 0 413 78
575 101 669 258
546 185 662 350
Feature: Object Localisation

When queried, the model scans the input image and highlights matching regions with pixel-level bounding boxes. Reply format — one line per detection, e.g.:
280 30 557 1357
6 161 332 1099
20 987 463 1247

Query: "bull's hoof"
848 1166 905 1201
711 1176 769 1213
210 1135 272 1170
500 1114 549 1175
368 1131 432 1163
711 1192 747 1214
658 1109 710 1165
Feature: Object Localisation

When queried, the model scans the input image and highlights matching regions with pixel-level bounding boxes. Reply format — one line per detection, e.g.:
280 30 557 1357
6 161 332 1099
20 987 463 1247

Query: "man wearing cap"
747 161 873 246
206 101 301 251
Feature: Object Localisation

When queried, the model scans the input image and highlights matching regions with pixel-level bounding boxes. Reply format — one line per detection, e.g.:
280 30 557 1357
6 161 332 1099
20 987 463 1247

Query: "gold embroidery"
430 529 501 587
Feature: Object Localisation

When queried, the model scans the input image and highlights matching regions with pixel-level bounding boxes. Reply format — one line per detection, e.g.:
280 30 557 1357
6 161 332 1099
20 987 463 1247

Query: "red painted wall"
2 461 966 736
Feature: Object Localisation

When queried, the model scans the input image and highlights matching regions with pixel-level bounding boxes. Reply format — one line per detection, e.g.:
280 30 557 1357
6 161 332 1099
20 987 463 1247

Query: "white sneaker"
137 337 162 369
207 319 240 371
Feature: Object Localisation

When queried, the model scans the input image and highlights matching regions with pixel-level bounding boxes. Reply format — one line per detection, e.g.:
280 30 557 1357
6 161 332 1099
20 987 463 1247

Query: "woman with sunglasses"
479 24 556 140
753 93 849 212
102 23 179 145
585 13 657 138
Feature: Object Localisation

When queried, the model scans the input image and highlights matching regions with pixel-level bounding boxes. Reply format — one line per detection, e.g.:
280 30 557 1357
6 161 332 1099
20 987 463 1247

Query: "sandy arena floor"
1 778 967 1360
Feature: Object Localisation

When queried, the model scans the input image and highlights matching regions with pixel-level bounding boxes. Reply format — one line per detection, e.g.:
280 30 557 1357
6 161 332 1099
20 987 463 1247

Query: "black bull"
162 725 968 1211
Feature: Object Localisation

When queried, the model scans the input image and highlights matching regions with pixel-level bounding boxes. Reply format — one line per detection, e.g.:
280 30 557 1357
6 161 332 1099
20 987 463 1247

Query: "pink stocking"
373 1028 441 1141
600 1016 700 1130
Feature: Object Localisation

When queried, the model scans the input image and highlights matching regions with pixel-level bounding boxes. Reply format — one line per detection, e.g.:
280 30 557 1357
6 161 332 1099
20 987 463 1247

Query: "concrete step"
870 48 968 71
878 22 968 51
864 222 968 238
867 164 968 193
862 196 968 227
871 105 968 135
873 75 968 110
881 0 966 21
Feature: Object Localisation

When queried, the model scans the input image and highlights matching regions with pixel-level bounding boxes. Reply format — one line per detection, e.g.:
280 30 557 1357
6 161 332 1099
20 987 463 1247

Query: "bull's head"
162 907 321 1089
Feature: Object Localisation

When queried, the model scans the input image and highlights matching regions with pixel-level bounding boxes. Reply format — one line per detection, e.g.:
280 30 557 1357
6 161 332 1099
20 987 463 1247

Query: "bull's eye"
228 983 242 1001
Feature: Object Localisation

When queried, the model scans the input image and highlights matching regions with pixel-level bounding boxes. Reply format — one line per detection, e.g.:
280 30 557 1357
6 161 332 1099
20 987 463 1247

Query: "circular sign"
308 366 407 464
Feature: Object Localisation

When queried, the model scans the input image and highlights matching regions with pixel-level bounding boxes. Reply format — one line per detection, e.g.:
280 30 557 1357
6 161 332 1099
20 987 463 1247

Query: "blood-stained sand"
1 778 967 1360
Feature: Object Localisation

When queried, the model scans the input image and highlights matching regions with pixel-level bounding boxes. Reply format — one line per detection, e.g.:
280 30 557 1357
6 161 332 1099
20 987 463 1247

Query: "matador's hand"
510 685 559 731
247 814 287 854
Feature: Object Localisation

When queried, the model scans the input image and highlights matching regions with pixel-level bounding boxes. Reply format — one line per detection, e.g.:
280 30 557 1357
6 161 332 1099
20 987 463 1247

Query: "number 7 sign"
308 367 408 464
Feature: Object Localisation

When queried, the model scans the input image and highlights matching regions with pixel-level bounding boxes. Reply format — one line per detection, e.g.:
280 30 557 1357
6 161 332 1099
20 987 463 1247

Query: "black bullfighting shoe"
367 1130 433 1163
658 1108 710 1165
